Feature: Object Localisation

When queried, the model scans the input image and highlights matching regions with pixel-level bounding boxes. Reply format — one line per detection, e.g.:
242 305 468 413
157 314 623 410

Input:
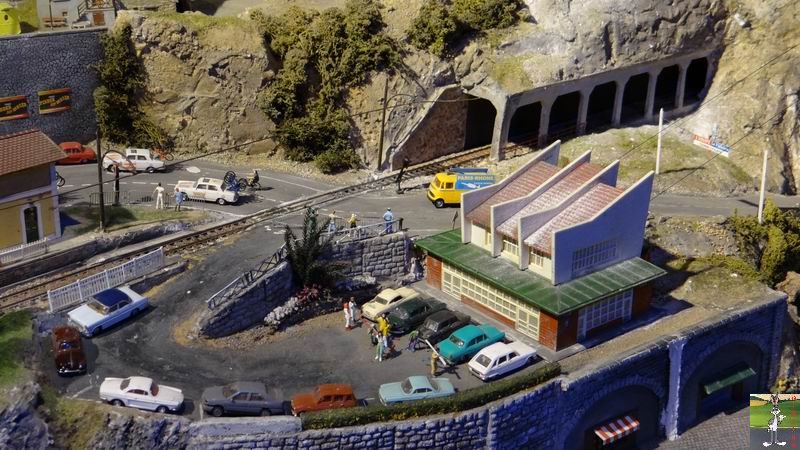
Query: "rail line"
0 138 539 313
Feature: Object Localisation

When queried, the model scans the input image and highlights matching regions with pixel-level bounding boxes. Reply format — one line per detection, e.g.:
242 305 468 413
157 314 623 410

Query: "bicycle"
153 148 174 161
56 171 66 187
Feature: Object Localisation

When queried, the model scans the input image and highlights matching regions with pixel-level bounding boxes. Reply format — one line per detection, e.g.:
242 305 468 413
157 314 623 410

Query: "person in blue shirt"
382 208 394 234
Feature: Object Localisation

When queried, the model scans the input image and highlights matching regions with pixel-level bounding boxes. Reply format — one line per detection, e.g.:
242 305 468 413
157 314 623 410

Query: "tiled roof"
525 183 624 253
415 229 665 315
0 129 65 177
497 162 603 238
466 161 559 227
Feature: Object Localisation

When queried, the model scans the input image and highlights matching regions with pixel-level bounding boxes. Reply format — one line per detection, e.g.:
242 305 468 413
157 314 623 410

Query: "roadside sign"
454 173 496 190
692 133 731 157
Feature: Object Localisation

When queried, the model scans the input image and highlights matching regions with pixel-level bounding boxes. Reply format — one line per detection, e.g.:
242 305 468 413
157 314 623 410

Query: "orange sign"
0 95 29 121
38 88 72 114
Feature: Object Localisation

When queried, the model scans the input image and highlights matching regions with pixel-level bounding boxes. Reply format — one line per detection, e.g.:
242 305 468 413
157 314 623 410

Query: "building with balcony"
37 0 115 29
0 129 65 251
415 141 665 351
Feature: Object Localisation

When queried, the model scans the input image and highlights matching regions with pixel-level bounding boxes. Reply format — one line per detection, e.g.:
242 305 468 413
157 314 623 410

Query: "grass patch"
0 310 32 388
150 12 250 36
16 0 39 32
63 205 200 233
40 386 108 450
303 362 560 429
488 56 532 92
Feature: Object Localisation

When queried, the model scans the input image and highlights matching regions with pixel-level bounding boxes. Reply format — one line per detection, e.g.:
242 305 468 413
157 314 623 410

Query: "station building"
416 141 665 351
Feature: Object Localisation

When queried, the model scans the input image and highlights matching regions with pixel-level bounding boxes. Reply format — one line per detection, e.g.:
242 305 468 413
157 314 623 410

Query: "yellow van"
427 168 495 208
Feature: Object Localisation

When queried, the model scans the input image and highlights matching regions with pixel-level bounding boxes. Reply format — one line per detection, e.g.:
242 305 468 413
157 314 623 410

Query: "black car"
417 310 471 345
201 381 285 417
386 298 447 335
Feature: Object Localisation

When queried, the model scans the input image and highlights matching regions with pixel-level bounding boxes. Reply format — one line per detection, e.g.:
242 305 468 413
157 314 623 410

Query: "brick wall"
425 255 442 289
0 29 105 144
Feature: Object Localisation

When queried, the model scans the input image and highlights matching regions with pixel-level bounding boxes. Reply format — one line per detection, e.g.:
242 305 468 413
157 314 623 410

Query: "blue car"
378 376 455 405
436 324 505 365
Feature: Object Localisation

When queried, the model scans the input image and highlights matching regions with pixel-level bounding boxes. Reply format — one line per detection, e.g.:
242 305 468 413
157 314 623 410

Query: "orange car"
58 142 96 165
291 384 358 416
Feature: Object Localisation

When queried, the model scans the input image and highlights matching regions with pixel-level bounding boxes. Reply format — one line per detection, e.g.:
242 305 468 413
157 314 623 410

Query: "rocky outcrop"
119 11 276 155
0 384 51 450
87 411 190 449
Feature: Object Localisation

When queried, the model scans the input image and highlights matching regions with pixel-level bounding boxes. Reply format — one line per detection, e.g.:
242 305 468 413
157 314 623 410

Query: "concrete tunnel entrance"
464 96 497 149
654 65 680 112
548 91 581 141
685 58 709 103
621 73 650 123
509 102 542 144
586 81 616 133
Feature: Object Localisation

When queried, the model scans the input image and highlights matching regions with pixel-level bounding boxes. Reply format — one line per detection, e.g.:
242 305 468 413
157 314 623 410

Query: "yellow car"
427 168 495 208
361 287 419 321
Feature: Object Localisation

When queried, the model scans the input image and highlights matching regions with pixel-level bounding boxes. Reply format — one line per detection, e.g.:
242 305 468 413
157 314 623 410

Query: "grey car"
201 381 285 417
417 310 471 345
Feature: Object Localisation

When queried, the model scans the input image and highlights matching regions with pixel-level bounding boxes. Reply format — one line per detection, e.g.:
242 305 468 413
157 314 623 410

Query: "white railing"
0 237 49 266
47 247 165 313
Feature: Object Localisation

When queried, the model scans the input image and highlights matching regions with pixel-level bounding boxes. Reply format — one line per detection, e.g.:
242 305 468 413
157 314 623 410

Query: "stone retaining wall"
326 232 409 280
0 29 105 143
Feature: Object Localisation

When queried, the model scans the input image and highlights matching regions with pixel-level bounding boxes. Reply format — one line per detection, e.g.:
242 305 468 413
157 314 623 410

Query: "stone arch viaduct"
390 49 716 169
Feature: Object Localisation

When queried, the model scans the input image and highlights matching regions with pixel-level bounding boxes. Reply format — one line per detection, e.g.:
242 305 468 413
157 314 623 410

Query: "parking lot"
34 191 549 419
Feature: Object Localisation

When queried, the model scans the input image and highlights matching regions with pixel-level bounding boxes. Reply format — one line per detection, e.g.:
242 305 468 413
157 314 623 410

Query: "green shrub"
407 0 457 57
315 148 360 174
451 0 521 31
93 24 170 149
302 362 560 429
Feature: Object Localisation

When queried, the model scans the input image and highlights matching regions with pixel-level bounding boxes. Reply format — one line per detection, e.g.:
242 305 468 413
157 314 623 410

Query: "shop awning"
703 364 756 395
594 415 640 446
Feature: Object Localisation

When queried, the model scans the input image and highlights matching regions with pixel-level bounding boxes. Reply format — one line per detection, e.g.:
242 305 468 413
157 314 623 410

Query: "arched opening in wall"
508 102 541 144
654 65 680 112
463 96 497 149
678 340 764 433
586 82 616 133
548 91 580 141
564 385 662 450
685 58 709 103
621 73 649 123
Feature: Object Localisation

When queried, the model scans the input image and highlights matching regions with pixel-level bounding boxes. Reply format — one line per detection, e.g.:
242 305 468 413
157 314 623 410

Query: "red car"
58 142 96 165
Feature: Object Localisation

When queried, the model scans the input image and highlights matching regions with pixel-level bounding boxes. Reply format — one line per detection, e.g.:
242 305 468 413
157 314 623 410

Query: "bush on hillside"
407 0 457 57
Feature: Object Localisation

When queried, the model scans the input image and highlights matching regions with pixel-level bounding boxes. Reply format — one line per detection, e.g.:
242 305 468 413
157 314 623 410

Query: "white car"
467 341 537 381
176 177 239 205
100 376 184 413
67 287 149 337
361 287 419 321
103 148 165 173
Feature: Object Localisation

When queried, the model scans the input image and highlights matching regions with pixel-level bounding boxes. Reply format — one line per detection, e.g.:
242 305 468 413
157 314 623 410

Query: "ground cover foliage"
252 0 400 173
93 24 172 150
407 0 523 57
302 362 560 428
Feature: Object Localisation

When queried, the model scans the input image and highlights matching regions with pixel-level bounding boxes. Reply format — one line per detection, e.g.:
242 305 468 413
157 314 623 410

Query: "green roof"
415 229 666 316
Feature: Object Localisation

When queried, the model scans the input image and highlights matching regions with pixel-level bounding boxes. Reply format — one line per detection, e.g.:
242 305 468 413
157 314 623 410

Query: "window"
577 290 633 339
442 265 523 323
22 205 40 244
530 248 547 267
444 182 453 189
249 393 264 401
502 238 519 257
208 185 218 191
334 395 344 402
572 240 617 276
197 184 208 190
232 392 248 401
484 230 492 247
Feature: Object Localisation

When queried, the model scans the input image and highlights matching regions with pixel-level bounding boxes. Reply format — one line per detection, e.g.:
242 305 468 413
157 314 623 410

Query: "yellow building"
0 2 21 36
0 129 66 251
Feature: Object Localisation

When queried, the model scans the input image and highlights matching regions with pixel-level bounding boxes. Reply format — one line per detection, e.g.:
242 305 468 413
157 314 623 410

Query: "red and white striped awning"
594 415 640 445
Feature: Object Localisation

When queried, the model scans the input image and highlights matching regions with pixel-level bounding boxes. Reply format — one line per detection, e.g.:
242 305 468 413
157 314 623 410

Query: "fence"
47 247 165 313
206 219 402 309
0 237 49 266
89 190 244 209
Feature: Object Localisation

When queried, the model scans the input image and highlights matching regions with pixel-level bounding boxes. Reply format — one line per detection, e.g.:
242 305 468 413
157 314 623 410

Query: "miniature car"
417 310 471 345
201 381 285 417
378 376 455 405
57 142 96 165
361 287 419 321
67 287 148 337
99 376 184 413
467 341 537 381
436 324 505 365
51 325 87 375
103 148 165 173
385 297 447 335
176 177 239 205
291 384 357 416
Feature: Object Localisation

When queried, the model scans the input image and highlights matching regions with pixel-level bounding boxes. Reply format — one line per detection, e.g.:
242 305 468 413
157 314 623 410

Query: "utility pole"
377 75 389 171
96 129 106 232
656 108 663 175
758 149 768 224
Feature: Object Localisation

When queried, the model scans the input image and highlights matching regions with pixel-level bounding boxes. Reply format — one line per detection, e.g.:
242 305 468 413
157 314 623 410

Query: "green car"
385 298 447 335
436 324 505 365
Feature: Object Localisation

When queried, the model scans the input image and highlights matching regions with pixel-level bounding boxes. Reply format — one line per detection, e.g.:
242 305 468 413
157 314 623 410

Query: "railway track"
0 139 538 313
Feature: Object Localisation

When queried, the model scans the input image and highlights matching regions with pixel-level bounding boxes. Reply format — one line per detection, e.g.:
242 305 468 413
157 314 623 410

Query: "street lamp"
376 77 417 171
94 129 127 232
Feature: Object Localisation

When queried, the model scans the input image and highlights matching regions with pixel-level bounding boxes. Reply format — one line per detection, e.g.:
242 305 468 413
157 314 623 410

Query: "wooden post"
758 150 768 224
656 108 664 175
